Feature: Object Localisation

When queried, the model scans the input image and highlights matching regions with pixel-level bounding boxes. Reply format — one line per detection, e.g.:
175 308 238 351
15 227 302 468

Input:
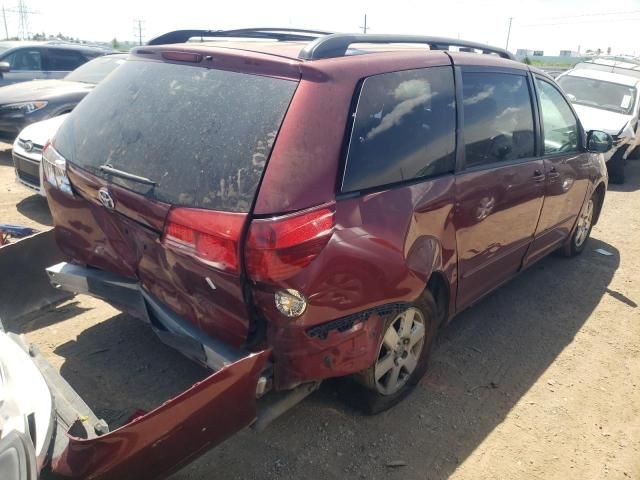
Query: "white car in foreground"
12 114 69 196
556 68 639 184
0 325 53 479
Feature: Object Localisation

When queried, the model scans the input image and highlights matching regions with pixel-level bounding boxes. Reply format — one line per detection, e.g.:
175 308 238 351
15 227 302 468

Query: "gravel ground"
1 142 638 480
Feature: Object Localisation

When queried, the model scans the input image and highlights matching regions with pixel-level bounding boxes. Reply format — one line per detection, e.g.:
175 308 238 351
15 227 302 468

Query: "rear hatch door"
49 50 299 347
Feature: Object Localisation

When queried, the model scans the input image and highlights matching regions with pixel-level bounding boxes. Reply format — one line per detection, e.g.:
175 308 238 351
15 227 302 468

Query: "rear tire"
560 191 598 257
607 149 626 184
350 292 438 415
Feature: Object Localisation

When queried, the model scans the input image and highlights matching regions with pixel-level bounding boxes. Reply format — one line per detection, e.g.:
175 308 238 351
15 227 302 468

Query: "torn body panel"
50 349 270 480
2 321 271 480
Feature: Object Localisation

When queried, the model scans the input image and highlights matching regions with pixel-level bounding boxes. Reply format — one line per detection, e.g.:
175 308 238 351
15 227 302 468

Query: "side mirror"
586 130 613 153
0 61 10 73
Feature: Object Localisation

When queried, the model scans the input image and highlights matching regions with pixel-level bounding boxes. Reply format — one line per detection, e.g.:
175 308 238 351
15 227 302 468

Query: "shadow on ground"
209 238 620 480
16 195 53 226
2 300 89 334
0 144 12 165
10 152 637 480
15 236 620 479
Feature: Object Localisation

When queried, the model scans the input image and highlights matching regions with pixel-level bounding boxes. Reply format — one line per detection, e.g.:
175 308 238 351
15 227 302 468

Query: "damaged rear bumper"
46 262 248 372
1 325 271 480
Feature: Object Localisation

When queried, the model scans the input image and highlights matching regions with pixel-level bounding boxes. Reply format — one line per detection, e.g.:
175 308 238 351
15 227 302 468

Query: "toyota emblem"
98 188 115 210
23 140 33 152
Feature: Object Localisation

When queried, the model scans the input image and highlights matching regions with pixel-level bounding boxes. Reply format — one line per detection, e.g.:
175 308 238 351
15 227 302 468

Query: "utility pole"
505 16 513 50
5 1 38 40
134 19 144 46
361 14 368 34
2 6 8 40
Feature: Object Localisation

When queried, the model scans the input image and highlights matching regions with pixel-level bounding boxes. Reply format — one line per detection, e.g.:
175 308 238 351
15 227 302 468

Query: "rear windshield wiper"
99 164 157 186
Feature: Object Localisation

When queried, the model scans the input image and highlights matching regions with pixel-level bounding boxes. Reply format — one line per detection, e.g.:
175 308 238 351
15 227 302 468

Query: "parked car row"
1 28 615 480
10 54 126 194
0 40 113 87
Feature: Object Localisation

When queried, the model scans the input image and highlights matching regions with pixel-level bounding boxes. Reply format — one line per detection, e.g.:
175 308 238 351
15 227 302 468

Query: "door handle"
547 166 560 179
533 169 545 182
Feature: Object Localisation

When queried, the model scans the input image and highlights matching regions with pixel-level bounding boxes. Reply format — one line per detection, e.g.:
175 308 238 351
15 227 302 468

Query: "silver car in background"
0 41 112 86
12 113 68 196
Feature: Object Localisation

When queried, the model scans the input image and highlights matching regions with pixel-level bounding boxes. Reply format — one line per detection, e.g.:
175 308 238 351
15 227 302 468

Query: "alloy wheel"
374 307 426 396
574 199 594 248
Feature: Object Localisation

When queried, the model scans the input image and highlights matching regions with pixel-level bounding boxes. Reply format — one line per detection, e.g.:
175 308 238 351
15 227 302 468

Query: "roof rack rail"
147 28 332 46
298 34 515 60
581 57 640 70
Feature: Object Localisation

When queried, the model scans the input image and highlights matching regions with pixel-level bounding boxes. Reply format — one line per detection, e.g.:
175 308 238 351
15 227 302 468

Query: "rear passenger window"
342 67 456 192
45 49 87 71
535 79 579 154
462 72 535 168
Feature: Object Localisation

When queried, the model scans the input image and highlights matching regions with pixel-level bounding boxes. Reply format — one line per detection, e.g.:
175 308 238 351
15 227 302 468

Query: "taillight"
162 207 246 273
246 204 335 283
42 143 72 195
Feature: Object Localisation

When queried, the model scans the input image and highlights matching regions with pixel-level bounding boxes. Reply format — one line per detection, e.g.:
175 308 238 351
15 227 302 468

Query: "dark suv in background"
38 29 611 479
0 41 111 86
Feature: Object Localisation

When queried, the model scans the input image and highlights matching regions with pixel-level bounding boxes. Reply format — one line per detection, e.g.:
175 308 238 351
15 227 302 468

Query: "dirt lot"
1 142 639 480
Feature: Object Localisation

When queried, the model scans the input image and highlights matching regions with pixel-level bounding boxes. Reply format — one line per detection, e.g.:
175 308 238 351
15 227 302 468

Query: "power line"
5 0 39 40
526 9 640 21
518 16 640 28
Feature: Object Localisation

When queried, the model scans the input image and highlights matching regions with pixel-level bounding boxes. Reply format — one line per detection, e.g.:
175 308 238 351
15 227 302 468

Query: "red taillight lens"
246 204 335 282
162 207 246 273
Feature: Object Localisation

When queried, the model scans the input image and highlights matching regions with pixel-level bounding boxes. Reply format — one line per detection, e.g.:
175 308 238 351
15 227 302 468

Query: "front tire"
607 149 626 184
352 293 438 414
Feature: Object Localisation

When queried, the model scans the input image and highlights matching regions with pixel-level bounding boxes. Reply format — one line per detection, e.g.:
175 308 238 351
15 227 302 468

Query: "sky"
7 0 640 55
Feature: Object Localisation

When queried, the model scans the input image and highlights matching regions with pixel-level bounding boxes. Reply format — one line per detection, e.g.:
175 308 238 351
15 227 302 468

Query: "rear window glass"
342 66 456 192
64 54 126 84
54 59 297 212
46 49 87 71
557 75 637 115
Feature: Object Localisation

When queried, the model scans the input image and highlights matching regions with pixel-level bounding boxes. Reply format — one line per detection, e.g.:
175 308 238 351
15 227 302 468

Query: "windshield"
64 55 127 84
557 75 637 115
54 59 297 212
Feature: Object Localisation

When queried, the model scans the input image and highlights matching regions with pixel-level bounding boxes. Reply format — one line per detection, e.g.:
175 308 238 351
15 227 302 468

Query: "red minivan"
40 29 610 479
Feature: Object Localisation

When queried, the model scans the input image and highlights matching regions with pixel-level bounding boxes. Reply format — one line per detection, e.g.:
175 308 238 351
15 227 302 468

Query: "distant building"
516 48 534 57
533 50 544 56
559 50 580 57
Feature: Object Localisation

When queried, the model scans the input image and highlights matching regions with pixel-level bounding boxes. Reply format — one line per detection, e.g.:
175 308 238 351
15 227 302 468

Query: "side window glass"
536 79 579 154
46 49 86 71
342 66 456 192
462 72 535 168
4 49 42 71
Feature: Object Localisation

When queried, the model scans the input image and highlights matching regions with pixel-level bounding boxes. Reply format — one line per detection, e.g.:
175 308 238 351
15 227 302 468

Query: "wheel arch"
426 270 450 328
592 181 606 225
